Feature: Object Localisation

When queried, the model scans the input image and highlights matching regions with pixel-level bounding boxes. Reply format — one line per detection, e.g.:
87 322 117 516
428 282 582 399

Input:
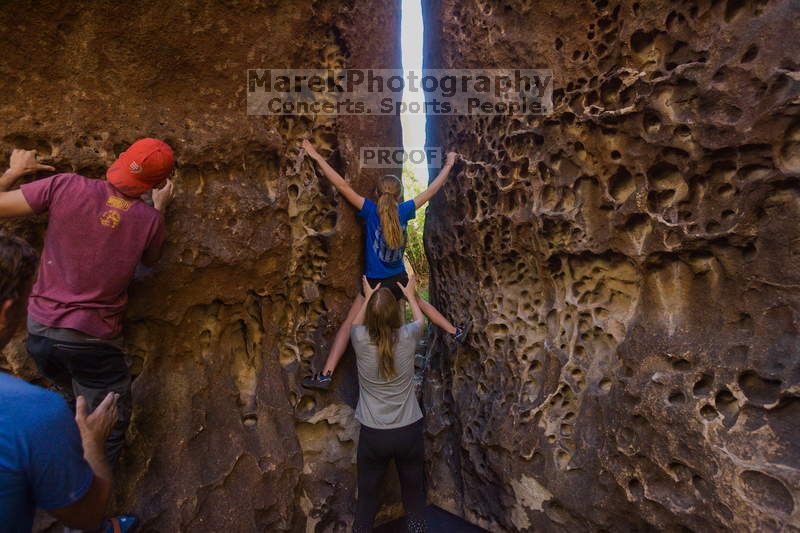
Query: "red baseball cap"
107 138 174 196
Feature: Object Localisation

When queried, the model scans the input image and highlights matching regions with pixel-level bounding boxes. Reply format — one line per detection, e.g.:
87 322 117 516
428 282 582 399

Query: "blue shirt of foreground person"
0 374 97 531
0 150 120 532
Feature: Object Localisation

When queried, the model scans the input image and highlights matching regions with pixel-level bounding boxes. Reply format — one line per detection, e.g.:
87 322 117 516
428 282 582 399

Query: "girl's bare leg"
322 294 366 375
417 297 457 334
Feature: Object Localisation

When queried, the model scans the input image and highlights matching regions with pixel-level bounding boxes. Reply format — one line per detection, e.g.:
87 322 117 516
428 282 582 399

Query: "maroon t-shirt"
21 174 165 339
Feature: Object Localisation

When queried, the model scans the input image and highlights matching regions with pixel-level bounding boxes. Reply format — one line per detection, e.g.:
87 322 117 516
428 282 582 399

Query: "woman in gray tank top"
350 274 427 532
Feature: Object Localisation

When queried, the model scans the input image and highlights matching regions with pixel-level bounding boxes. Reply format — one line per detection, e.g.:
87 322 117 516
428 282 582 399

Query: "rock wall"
423 0 800 531
0 1 401 530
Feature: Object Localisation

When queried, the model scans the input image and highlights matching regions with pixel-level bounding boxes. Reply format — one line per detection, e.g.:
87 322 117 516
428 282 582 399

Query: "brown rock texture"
422 0 800 531
0 1 401 530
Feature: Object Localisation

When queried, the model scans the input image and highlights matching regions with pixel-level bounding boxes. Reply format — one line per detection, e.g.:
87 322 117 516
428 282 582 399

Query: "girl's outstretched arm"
303 139 365 211
413 151 457 209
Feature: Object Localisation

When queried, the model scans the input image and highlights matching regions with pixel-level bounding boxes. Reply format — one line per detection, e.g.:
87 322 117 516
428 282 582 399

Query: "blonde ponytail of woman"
377 175 405 250
365 287 403 380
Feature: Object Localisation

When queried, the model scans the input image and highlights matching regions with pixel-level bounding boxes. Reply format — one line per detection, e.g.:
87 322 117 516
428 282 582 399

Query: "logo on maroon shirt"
99 210 121 229
106 196 132 211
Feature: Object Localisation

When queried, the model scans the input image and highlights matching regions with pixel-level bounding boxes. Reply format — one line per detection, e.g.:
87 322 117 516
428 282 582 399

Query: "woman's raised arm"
413 151 457 209
303 140 365 211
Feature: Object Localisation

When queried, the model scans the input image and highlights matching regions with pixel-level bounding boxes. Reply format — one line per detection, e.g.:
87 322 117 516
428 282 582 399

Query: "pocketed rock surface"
422 0 800 531
0 1 403 530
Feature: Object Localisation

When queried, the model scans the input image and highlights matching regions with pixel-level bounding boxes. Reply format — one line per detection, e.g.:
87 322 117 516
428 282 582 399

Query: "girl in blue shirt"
301 140 468 390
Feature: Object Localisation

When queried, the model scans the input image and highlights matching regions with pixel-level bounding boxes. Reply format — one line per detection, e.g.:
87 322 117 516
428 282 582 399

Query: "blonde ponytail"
377 175 405 250
365 288 403 380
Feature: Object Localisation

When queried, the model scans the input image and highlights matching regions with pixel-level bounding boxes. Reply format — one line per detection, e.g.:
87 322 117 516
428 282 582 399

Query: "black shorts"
362 271 409 301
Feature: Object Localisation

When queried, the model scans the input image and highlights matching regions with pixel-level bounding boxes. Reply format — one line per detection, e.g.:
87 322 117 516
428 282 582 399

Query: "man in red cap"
0 140 175 484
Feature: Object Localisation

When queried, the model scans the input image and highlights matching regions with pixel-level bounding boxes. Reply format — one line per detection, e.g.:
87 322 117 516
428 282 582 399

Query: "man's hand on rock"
152 179 175 212
3 149 55 183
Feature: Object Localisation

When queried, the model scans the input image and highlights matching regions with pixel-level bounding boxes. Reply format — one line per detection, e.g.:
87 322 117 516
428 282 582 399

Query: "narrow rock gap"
373 2 490 532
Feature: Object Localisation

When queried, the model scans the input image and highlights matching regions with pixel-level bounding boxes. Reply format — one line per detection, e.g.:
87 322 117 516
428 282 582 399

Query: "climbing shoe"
454 321 471 343
103 515 138 533
302 371 333 391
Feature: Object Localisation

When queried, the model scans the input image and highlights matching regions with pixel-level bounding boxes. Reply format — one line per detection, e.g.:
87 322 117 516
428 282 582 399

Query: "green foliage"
402 164 429 289
404 287 430 323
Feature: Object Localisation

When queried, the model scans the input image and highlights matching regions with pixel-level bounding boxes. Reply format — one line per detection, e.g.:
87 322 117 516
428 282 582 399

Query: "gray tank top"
350 321 423 429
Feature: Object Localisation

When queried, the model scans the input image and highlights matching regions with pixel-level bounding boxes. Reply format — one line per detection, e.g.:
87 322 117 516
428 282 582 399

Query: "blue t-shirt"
358 198 417 279
0 372 93 532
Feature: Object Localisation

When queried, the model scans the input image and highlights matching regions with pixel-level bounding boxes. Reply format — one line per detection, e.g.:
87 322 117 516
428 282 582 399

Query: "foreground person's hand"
49 394 118 529
75 393 119 452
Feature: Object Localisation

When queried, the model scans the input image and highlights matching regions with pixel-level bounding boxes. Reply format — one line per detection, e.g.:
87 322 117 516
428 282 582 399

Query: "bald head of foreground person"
0 233 119 531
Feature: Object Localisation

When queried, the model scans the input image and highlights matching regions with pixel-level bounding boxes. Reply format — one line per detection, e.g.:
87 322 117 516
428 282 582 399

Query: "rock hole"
724 0 747 22
672 358 691 371
600 76 622 105
643 110 662 133
741 44 759 63
715 388 739 421
738 243 756 262
738 371 782 405
648 189 676 211
693 373 713 396
717 183 736 197
674 125 691 137
668 391 686 404
556 449 571 469
739 470 794 514
241 413 258 427
298 395 316 412
628 477 643 499
630 29 656 53
609 165 635 203
700 404 718 420
668 461 692 481
647 161 682 188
